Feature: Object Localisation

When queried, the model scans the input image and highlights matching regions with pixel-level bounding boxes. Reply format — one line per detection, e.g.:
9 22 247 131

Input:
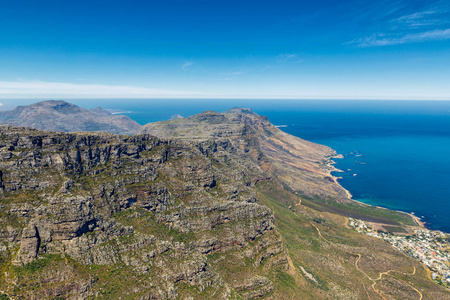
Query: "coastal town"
348 218 450 289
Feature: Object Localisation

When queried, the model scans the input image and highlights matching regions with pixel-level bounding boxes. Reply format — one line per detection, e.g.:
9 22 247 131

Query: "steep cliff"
0 125 287 299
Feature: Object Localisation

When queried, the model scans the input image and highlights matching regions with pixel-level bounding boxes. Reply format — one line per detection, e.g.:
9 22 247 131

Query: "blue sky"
0 0 449 100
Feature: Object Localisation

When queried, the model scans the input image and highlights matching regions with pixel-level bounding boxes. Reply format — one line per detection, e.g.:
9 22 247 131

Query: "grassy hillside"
257 182 449 299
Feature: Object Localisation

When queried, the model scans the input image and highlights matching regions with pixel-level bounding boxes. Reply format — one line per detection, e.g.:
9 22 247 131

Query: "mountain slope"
0 100 141 135
0 106 448 299
139 108 353 200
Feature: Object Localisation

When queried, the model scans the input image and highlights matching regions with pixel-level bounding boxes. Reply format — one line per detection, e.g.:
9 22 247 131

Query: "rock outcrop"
14 223 40 265
0 125 286 299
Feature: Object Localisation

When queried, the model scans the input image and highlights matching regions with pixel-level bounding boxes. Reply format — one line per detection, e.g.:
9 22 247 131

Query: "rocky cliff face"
0 125 287 299
0 100 141 135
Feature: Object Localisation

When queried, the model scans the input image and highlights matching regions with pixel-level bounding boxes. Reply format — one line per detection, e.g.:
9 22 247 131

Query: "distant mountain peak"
35 99 66 104
224 107 257 115
90 106 112 116
0 100 141 135
31 100 72 107
169 114 184 120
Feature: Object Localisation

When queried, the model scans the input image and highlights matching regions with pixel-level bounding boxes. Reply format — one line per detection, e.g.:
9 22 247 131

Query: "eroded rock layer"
0 125 286 299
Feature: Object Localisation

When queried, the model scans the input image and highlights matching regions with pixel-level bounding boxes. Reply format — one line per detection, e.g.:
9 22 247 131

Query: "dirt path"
355 252 421 299
311 222 422 300
363 284 372 300
310 222 327 242
370 268 422 300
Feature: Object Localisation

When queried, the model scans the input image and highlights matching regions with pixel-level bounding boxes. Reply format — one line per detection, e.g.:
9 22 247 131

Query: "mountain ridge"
139 107 350 200
0 100 141 135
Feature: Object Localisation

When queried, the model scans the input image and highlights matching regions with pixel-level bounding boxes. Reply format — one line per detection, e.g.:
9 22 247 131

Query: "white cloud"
276 53 303 63
349 28 450 47
223 71 245 76
220 70 246 79
349 4 450 47
395 10 436 21
390 10 447 28
0 81 201 98
277 53 297 59
181 61 194 70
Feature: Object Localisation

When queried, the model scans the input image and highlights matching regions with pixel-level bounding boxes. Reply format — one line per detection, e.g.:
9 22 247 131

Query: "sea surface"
73 99 450 232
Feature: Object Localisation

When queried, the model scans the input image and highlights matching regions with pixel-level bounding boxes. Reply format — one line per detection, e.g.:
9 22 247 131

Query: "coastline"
327 154 428 231
331 175 353 199
327 154 353 200
408 212 426 228
354 199 426 229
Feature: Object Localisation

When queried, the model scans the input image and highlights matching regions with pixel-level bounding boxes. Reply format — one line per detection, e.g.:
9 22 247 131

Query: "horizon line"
1 96 450 101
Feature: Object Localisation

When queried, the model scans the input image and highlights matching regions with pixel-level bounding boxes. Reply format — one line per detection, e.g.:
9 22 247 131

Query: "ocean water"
74 99 450 232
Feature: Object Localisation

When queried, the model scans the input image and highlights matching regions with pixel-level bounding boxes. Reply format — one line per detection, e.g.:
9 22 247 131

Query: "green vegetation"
0 293 10 300
382 225 408 234
92 265 144 299
299 194 416 226
14 254 62 275
113 207 195 243
274 268 296 290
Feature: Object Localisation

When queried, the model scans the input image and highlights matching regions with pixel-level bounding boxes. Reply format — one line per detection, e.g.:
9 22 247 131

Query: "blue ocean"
73 99 450 232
